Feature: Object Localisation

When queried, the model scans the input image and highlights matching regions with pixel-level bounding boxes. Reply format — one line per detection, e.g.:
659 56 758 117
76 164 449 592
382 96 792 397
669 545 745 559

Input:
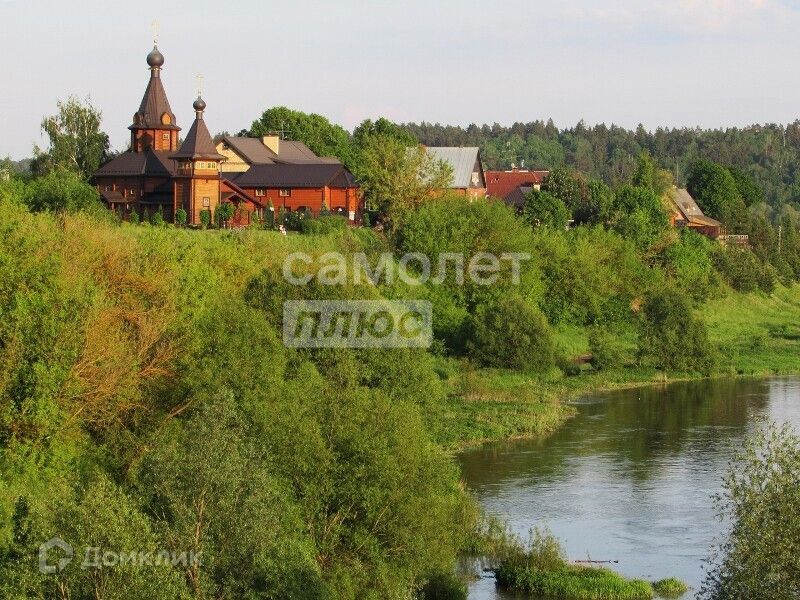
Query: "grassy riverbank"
434 285 800 451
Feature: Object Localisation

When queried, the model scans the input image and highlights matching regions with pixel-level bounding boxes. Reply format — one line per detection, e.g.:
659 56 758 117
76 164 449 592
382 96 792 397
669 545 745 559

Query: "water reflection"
459 378 800 599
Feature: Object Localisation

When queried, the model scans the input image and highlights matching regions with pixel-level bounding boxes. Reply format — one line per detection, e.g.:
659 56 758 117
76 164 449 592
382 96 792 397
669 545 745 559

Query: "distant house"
485 169 550 209
215 135 341 172
422 147 486 199
669 188 723 240
227 163 360 221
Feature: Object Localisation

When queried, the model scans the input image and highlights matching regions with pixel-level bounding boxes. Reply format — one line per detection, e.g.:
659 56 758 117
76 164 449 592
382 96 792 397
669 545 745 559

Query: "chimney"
262 134 280 155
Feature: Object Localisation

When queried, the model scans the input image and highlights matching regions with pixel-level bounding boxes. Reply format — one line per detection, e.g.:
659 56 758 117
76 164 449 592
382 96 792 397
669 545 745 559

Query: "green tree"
249 106 353 166
352 136 452 229
701 423 800 600
20 169 101 213
468 295 555 372
541 167 584 213
637 288 716 374
522 189 570 229
199 209 211 229
32 96 109 180
727 166 764 207
218 202 235 227
687 159 749 232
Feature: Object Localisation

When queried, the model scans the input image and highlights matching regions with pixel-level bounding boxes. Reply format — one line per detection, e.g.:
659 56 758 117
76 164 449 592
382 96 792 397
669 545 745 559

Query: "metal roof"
670 188 721 226
422 147 483 188
129 71 180 132
93 150 177 177
219 136 340 165
171 113 225 160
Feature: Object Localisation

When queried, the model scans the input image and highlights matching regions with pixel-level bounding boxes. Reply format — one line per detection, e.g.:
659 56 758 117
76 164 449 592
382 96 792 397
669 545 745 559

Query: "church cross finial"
151 20 160 45
196 73 204 97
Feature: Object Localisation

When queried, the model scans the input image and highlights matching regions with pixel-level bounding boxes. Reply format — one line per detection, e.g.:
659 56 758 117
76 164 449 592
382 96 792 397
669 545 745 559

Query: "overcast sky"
2 0 800 158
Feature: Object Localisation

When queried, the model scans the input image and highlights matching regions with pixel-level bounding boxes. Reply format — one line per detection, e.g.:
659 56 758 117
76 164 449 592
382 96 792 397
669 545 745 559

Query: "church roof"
171 108 225 161
129 47 180 132
93 150 177 177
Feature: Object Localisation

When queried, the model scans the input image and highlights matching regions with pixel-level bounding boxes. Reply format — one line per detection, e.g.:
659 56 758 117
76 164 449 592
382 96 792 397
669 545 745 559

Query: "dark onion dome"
147 45 165 68
192 96 206 112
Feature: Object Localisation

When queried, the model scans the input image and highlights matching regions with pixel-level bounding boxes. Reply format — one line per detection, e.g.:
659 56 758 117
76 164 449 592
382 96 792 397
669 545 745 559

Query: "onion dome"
147 45 165 68
193 96 206 112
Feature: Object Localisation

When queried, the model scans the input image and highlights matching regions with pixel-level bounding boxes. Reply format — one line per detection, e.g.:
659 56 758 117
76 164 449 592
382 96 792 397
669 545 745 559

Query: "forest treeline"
401 119 800 209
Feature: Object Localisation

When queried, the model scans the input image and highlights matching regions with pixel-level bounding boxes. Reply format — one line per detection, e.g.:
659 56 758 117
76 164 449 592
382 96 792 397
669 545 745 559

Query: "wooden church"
93 45 361 225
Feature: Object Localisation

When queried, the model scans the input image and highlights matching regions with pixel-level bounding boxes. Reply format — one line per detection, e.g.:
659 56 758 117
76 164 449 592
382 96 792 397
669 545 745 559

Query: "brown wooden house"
93 44 362 225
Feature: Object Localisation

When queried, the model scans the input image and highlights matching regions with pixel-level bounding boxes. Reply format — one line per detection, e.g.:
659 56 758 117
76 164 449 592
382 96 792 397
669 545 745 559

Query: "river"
458 377 800 599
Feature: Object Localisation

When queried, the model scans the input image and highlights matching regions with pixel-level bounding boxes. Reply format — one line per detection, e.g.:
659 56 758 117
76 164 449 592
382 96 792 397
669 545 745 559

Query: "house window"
129 188 136 196
105 186 111 192
162 132 170 141
255 189 265 197
203 197 211 208
279 188 291 197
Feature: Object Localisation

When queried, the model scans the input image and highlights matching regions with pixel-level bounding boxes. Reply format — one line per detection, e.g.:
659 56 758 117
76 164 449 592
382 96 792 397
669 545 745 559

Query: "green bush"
150 207 165 226
713 246 775 293
589 327 627 370
199 209 211 229
467 295 555 372
637 288 716 375
652 577 688 597
174 207 187 227
300 214 349 235
418 571 468 600
129 209 140 225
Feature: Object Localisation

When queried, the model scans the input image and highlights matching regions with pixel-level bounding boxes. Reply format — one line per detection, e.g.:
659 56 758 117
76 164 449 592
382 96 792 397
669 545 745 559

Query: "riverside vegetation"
2 103 800 598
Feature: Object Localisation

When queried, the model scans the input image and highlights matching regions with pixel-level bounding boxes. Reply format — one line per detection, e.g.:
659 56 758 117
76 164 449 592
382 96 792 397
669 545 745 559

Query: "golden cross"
151 20 160 45
196 73 204 97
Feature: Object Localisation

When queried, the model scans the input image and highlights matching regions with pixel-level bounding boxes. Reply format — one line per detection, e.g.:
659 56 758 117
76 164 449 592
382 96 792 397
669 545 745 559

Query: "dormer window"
161 113 172 125
255 188 265 197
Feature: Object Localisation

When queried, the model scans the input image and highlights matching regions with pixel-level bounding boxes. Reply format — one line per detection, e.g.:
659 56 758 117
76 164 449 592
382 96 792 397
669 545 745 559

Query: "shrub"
713 246 775 293
700 423 800 600
300 214 348 235
20 169 102 213
637 288 716 375
467 295 555 372
362 211 371 227
653 577 689 597
588 327 627 370
283 210 305 231
199 209 211 229
174 207 187 227
418 571 467 600
128 209 140 225
150 207 165 226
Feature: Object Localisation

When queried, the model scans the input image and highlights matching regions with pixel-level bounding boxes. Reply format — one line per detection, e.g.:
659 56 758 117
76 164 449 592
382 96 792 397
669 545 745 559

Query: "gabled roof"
670 188 721 227
505 185 534 208
422 147 483 188
171 116 225 161
486 170 549 200
129 73 180 131
221 178 263 208
231 163 358 189
219 136 340 165
93 150 177 178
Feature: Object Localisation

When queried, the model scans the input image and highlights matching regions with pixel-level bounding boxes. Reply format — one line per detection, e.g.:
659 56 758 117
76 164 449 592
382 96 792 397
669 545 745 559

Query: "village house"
668 187 723 239
421 147 486 199
93 45 361 225
485 168 550 210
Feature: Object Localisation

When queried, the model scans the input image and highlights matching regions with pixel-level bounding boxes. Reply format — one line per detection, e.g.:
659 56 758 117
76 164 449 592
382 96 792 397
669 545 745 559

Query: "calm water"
458 378 800 599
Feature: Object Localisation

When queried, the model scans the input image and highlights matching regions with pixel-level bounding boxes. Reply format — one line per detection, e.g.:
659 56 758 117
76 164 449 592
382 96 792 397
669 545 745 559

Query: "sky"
2 0 800 159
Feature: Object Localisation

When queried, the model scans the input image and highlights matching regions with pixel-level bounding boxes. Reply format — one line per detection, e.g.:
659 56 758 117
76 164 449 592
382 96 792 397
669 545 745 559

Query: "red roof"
485 170 549 200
